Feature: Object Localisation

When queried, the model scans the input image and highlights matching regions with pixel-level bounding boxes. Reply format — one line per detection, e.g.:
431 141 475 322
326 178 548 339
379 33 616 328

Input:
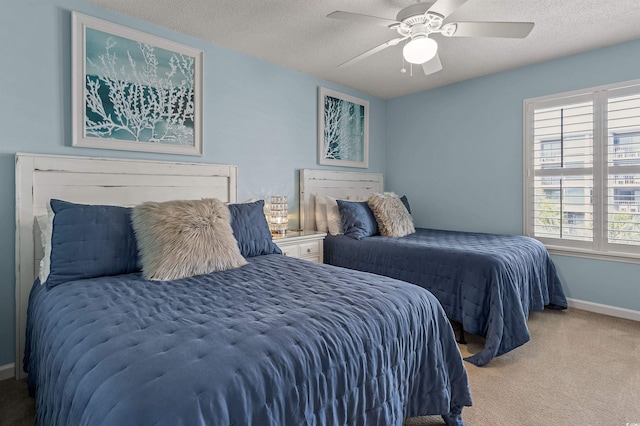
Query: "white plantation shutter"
607 88 640 247
531 100 594 244
525 80 640 261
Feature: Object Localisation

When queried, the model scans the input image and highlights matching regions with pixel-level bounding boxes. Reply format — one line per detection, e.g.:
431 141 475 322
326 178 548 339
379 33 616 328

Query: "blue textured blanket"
25 254 471 425
323 228 567 366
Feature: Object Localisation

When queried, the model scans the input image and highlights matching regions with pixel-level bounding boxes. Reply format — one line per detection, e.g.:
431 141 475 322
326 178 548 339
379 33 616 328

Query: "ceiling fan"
328 0 534 76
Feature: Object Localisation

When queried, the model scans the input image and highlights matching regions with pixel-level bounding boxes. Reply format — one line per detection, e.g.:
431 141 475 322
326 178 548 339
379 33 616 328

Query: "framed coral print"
318 87 369 168
71 12 203 155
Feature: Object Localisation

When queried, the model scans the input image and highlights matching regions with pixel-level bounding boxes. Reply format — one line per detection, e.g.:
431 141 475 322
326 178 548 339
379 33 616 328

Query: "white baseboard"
567 298 640 322
0 363 15 381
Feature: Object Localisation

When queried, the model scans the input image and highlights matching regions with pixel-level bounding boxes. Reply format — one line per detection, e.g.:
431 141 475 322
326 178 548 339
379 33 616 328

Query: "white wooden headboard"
299 169 384 231
15 153 238 379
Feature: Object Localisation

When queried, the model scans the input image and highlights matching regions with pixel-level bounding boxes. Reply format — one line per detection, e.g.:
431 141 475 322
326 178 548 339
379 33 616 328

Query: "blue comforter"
25 254 471 426
323 228 567 366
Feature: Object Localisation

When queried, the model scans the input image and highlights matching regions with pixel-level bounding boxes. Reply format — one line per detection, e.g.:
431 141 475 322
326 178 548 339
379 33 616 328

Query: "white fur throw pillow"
367 192 415 237
132 198 247 281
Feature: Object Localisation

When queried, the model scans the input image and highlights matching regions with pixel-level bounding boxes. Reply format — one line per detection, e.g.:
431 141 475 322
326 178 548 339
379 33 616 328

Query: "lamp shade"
402 37 438 64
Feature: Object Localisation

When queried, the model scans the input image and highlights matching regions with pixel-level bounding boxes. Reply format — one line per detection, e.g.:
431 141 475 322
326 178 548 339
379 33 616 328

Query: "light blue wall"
386 39 640 312
2 0 638 371
0 1 387 367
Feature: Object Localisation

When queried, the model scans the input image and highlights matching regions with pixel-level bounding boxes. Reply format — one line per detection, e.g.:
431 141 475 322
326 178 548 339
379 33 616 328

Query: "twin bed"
299 169 567 367
16 154 471 425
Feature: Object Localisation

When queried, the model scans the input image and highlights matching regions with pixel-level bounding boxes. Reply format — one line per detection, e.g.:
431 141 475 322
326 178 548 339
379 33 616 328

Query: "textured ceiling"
87 0 640 99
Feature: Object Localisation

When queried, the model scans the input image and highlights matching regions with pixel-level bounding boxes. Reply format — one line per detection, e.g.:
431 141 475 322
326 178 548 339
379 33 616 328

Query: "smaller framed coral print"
318 87 369 168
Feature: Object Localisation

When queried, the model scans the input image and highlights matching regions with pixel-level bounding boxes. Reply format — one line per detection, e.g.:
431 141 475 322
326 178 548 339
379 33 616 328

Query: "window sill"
545 245 640 265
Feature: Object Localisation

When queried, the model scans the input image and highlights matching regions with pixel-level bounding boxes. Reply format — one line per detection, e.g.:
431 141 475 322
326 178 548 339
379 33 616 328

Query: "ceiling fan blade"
422 54 443 76
427 0 468 19
338 37 407 67
445 21 534 38
327 11 400 28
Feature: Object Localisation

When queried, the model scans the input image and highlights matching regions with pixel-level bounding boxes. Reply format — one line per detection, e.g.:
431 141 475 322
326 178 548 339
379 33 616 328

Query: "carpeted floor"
1 308 639 426
0 376 34 426
406 308 640 425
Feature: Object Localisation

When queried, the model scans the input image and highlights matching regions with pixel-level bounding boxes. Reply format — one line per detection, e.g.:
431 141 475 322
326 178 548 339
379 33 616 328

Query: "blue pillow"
337 200 379 240
400 195 412 214
228 200 282 257
46 199 140 287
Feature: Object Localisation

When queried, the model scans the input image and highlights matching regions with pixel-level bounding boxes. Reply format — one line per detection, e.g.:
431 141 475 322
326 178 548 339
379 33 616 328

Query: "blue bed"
323 228 568 366
25 254 472 426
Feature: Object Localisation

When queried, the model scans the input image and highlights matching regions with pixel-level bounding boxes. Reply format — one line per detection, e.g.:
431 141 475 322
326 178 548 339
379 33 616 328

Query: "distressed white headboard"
15 153 238 379
299 169 383 231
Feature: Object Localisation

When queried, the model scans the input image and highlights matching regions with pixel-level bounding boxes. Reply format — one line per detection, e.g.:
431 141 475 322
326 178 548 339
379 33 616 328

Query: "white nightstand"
272 231 327 263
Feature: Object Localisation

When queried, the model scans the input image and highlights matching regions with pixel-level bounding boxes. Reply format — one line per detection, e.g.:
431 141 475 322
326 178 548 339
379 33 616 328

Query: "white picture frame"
318 87 369 168
72 12 203 156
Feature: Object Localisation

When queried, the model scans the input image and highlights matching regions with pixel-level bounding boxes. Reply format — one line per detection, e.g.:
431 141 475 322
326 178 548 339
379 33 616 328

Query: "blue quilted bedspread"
323 228 567 366
25 254 471 426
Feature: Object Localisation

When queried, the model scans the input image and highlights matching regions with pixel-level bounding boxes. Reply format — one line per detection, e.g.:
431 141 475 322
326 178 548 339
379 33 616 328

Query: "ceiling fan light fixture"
402 36 438 64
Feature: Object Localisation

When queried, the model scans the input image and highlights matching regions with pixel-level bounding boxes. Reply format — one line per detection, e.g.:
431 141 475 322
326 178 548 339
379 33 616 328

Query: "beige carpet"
1 308 639 426
405 308 640 425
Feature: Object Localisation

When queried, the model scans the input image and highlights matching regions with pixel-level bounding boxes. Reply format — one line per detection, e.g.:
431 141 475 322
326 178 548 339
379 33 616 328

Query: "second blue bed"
324 228 567 366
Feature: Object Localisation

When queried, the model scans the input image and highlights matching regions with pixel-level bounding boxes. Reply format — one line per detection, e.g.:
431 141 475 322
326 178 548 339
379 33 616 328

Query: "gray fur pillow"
132 198 247 280
367 192 415 237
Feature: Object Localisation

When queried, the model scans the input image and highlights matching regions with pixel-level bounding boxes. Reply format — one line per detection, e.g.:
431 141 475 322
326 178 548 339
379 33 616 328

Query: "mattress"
323 228 567 366
25 254 472 426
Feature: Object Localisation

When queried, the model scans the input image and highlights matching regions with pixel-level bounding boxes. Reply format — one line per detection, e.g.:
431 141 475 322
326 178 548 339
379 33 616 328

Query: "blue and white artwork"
319 88 369 168
85 28 194 145
72 13 202 155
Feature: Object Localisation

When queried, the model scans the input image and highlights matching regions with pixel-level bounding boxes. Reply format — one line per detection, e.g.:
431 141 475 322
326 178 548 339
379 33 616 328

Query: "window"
524 80 640 262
